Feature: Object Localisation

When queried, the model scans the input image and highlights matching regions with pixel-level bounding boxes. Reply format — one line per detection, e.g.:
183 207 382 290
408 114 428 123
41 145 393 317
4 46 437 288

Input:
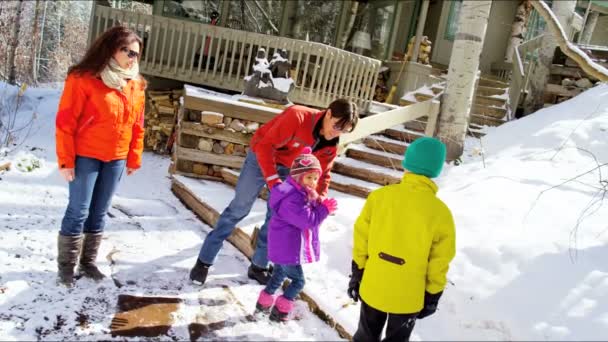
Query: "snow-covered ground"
1 81 608 340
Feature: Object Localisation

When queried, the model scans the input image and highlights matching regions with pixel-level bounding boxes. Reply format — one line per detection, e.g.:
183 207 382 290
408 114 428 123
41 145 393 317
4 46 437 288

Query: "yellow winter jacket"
353 173 456 314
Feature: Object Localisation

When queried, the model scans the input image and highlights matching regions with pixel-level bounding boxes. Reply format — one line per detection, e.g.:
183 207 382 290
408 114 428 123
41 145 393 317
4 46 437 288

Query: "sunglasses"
332 122 352 133
121 47 140 59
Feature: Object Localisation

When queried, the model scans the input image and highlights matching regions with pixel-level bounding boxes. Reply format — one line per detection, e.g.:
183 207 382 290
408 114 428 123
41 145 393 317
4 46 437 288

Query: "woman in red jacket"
55 26 146 287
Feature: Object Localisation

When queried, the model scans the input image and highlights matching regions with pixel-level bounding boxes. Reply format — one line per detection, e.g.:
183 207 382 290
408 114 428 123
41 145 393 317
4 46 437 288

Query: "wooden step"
332 159 402 186
383 127 425 143
479 77 509 89
472 104 507 119
329 173 378 199
476 85 507 97
470 114 505 127
399 99 417 107
474 95 507 107
414 93 434 102
346 145 404 171
364 136 407 156
403 119 427 133
431 86 444 95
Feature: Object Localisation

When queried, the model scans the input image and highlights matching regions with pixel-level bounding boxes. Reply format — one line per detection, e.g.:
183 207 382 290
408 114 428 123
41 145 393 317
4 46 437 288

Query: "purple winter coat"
267 177 330 265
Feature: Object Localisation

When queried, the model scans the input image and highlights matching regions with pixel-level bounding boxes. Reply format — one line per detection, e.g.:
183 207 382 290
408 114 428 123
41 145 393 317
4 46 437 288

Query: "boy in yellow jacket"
348 137 456 341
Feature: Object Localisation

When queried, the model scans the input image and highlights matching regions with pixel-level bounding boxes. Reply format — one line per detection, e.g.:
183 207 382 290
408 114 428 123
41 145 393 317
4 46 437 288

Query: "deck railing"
508 34 545 114
89 5 381 110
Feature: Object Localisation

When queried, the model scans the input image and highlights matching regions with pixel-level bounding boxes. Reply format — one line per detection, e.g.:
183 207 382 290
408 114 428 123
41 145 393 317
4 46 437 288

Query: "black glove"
417 291 443 319
347 260 364 302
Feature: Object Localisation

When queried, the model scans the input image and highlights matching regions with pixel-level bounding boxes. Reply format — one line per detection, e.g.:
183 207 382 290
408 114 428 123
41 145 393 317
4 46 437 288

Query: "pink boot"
256 290 275 313
270 295 294 322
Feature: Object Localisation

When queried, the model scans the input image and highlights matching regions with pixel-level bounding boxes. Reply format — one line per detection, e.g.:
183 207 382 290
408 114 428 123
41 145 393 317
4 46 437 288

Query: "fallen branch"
252 0 279 34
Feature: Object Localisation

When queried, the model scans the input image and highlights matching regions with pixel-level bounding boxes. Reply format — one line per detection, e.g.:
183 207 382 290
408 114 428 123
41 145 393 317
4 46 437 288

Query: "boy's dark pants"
353 299 418 342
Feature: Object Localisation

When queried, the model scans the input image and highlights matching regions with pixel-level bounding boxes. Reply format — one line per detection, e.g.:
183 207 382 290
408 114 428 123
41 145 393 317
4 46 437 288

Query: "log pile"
144 89 183 154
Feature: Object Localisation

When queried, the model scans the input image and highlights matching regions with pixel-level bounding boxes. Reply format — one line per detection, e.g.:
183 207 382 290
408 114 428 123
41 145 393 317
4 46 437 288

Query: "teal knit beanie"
402 137 447 178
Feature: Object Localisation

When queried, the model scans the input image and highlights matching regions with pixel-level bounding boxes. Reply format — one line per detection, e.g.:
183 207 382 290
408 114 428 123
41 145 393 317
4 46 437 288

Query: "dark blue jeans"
197 151 289 267
264 264 305 300
60 156 125 236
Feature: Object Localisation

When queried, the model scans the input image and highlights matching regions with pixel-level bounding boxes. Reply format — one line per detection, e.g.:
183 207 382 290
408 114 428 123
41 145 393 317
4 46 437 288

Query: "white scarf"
100 58 139 91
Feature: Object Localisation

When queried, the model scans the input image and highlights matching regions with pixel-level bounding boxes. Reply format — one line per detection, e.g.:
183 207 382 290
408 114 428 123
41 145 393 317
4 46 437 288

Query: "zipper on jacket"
77 115 94 134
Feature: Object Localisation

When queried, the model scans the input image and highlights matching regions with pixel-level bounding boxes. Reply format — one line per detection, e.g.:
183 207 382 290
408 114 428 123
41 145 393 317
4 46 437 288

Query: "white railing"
509 34 545 114
89 5 381 110
339 100 440 146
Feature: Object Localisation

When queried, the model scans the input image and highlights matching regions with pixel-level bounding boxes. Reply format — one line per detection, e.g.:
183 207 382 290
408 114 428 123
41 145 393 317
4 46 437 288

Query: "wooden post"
411 0 430 62
580 11 600 44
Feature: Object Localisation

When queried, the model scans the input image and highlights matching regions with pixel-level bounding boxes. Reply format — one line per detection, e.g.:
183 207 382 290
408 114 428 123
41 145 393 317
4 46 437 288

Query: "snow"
348 143 404 161
2 80 608 340
184 84 283 114
272 78 294 94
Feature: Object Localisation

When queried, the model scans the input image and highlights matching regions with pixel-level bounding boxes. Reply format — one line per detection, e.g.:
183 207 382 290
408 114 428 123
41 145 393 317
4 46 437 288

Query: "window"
291 1 343 46
444 0 462 41
369 3 397 60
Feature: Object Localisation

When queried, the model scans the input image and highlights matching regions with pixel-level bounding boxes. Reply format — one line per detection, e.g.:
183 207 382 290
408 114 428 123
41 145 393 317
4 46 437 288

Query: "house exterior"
93 0 606 111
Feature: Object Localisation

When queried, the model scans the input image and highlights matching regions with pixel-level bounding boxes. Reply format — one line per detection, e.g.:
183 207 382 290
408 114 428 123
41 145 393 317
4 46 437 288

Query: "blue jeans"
264 264 305 300
60 156 125 236
197 151 289 267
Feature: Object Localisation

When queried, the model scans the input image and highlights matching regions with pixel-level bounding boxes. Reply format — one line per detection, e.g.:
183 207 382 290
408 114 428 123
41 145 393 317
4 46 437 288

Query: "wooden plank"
383 128 423 143
470 114 504 127
180 121 252 145
177 146 245 169
174 170 223 182
220 168 268 201
364 137 407 155
329 181 371 199
171 176 352 341
474 95 506 107
472 104 507 119
544 83 585 97
476 85 506 97
171 177 254 256
339 101 432 146
478 77 509 89
183 90 280 123
346 149 404 171
332 161 400 186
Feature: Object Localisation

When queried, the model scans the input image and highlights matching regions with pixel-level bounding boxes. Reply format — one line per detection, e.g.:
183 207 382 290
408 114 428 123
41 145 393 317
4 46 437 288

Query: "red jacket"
250 105 337 197
55 73 146 169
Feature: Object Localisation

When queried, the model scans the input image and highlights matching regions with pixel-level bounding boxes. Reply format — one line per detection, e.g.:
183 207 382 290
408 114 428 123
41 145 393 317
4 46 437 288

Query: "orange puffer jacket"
55 73 146 169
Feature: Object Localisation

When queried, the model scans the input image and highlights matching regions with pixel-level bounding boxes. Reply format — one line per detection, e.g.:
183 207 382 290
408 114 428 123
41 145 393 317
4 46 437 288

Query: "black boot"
247 264 272 285
57 234 83 287
190 259 211 285
78 232 105 281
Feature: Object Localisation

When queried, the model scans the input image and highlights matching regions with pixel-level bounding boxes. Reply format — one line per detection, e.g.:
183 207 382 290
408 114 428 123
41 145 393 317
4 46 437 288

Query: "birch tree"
7 0 24 84
337 1 359 49
437 0 492 161
504 0 532 62
523 0 576 115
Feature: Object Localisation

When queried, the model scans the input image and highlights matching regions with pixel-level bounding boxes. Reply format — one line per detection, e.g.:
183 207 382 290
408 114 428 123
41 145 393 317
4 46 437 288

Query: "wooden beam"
382 128 422 143
170 176 352 341
470 114 504 127
183 86 281 123
171 177 255 257
346 149 404 171
176 146 245 169
339 100 436 146
180 121 252 145
363 137 407 156
173 170 223 182
220 168 269 201
329 181 371 199
474 95 507 107
332 162 401 186
472 104 507 119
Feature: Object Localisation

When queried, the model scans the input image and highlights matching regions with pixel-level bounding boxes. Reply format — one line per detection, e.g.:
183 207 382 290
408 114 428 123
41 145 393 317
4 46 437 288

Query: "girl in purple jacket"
255 147 338 322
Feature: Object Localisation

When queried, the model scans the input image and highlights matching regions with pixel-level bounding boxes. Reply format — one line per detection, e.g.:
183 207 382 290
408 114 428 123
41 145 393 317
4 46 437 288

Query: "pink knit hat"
290 147 321 177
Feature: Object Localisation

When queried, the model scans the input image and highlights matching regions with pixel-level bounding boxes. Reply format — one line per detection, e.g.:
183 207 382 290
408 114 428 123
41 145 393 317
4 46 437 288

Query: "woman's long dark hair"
68 25 143 76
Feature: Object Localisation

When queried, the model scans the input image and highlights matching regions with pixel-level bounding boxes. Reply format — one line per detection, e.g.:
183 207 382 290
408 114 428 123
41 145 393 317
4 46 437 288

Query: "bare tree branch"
252 0 278 34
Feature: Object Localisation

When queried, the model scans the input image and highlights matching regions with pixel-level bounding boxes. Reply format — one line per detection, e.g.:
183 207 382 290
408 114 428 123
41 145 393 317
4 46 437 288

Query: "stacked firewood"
175 109 262 179
144 89 183 154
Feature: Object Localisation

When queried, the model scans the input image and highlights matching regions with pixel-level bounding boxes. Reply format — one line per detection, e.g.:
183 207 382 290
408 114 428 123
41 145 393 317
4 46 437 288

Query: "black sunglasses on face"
121 47 140 59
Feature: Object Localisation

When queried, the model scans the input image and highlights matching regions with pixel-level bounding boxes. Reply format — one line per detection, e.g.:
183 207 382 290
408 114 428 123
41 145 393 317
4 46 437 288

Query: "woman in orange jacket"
55 26 146 287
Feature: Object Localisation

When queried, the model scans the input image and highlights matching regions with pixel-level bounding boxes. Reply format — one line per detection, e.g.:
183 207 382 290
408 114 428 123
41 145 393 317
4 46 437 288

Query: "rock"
181 134 199 149
223 117 233 126
562 78 575 87
229 119 246 132
214 123 226 129
197 139 213 152
207 167 215 176
220 141 230 148
575 78 593 89
225 143 235 155
225 128 236 133
192 163 209 175
212 142 224 154
177 159 194 173
245 122 259 133
233 144 246 156
201 111 224 126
